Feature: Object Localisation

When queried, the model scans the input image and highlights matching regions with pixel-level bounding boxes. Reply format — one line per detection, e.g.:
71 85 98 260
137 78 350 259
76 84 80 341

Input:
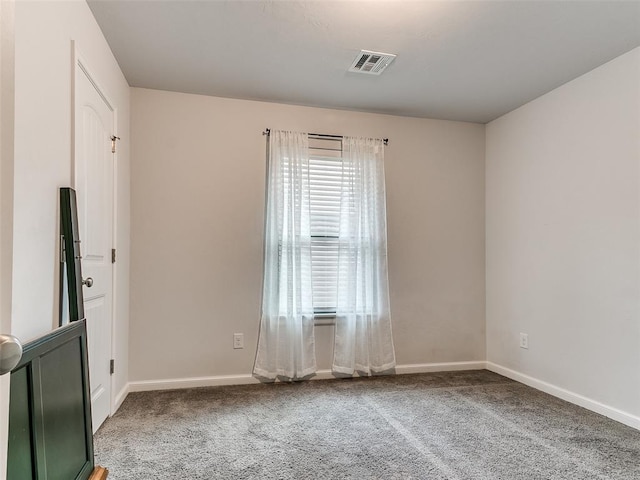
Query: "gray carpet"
94 370 640 479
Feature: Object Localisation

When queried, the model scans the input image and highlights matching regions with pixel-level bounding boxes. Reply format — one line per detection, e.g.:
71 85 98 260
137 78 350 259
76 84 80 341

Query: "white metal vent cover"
348 50 397 75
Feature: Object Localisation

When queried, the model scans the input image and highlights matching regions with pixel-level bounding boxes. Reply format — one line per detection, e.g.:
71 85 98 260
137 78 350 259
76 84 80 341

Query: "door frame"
0 0 15 477
71 42 118 417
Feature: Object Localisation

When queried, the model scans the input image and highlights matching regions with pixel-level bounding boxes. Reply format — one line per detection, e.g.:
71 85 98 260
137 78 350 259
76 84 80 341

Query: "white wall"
130 88 485 383
486 47 640 422
13 0 130 404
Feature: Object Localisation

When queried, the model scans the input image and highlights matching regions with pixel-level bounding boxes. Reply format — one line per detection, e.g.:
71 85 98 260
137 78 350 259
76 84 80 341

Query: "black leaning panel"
60 187 85 322
7 320 94 480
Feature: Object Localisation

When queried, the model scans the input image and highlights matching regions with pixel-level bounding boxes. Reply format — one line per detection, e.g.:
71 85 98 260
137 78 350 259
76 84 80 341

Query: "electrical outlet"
233 333 244 349
519 333 529 349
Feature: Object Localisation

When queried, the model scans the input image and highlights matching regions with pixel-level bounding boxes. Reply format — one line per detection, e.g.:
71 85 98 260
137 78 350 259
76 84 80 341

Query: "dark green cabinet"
7 320 94 480
7 367 34 479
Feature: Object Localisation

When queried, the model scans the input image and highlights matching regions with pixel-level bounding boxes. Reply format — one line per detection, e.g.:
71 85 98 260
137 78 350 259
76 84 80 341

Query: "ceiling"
88 0 640 124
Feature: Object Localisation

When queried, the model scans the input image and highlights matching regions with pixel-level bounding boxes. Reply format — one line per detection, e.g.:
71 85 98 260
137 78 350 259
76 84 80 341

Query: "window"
255 129 395 379
308 137 343 316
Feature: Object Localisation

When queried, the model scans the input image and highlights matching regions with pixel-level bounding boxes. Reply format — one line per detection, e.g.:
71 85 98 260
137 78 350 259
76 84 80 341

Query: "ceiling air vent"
348 50 396 75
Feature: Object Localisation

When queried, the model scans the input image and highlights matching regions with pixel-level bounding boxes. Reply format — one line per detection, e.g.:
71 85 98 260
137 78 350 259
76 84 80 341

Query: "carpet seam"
449 389 613 480
362 395 463 480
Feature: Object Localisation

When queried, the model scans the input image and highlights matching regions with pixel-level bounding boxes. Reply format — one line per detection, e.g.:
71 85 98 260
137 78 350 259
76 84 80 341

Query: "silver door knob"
82 277 93 287
0 334 23 375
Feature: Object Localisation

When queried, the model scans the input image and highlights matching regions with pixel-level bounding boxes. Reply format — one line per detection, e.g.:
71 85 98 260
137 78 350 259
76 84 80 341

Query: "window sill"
313 314 335 326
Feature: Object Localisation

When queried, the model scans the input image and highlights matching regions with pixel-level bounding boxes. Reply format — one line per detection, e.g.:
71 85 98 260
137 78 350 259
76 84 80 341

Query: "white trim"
76 52 114 111
109 104 119 418
395 361 486 374
113 382 130 414
0 0 14 475
125 362 640 432
487 362 640 431
128 361 487 393
130 374 259 392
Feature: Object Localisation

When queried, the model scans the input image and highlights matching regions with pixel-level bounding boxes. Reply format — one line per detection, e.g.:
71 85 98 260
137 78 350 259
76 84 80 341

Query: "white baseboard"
112 382 130 414
129 373 260 392
487 362 640 431
116 361 640 432
118 361 640 431
127 361 487 393
396 361 486 374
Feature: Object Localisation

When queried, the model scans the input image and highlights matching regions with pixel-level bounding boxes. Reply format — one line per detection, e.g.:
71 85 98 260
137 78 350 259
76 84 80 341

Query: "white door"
75 61 114 433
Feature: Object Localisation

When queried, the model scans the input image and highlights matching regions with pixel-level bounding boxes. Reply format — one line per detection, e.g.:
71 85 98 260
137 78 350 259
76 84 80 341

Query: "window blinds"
309 139 342 314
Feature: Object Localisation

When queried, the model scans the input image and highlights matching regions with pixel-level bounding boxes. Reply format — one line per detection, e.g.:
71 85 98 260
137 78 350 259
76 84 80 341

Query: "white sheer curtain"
254 130 316 380
332 137 396 375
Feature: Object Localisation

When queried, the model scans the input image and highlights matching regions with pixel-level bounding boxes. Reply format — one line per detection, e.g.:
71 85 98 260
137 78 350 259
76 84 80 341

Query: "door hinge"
110 359 115 375
110 135 120 154
111 248 116 264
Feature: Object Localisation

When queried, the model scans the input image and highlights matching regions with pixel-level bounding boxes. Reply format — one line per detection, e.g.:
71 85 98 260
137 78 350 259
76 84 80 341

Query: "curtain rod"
262 128 388 146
